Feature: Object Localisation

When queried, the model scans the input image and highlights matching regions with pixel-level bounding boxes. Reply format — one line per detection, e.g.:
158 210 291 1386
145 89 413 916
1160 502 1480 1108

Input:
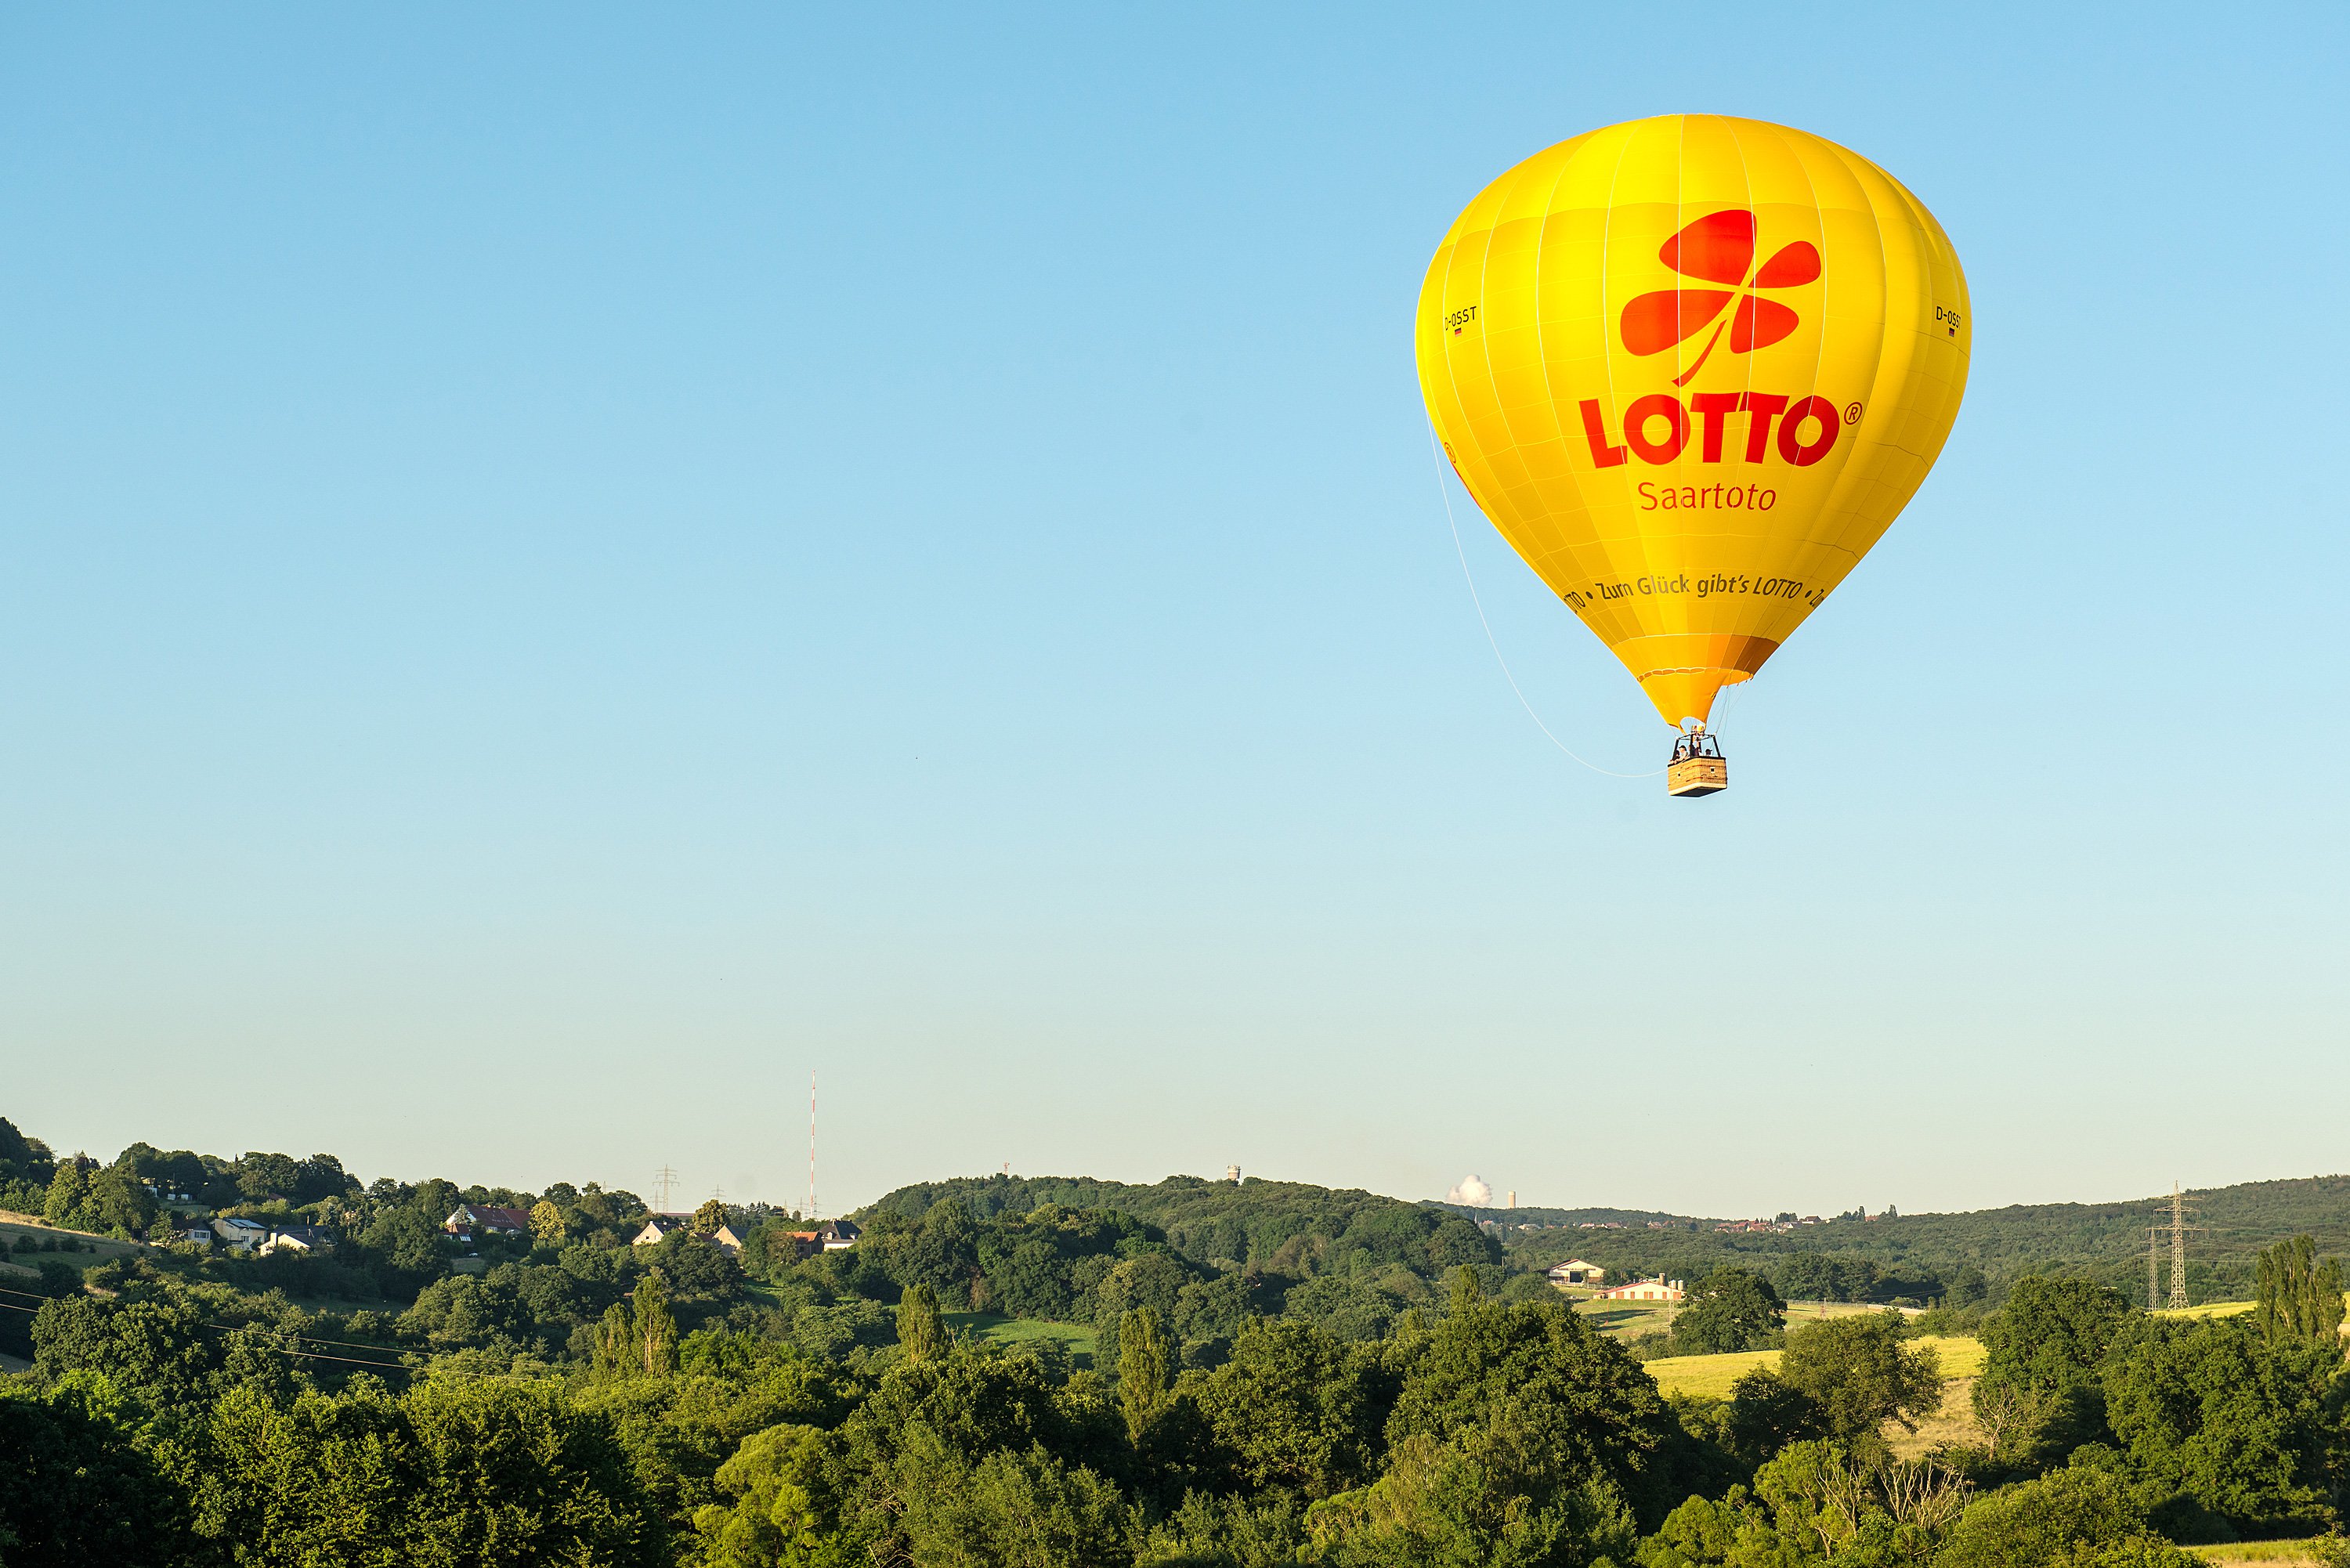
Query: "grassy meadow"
946 1312 1099 1367
2185 1543 2340 1566
0 1215 146 1263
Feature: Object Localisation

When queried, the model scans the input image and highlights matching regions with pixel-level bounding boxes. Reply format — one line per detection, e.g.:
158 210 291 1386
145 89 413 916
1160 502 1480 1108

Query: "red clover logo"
1620 211 1820 387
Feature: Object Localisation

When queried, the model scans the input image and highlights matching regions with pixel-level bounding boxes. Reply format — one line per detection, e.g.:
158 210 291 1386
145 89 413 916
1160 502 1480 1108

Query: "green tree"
0 1374 191 1566
1668 1268 1786 1357
1936 1461 2195 1568
898 1281 948 1364
236 1151 300 1201
86 1163 156 1236
1976 1274 2132 1465
530 1198 569 1247
42 1158 91 1227
199 1376 661 1567
2254 1234 2346 1350
0 1115 52 1180
1308 1426 1638 1568
31 1295 218 1412
1719 1366 1827 1468
593 1302 635 1378
291 1153 357 1205
1384 1294 1680 1530
360 1205 446 1284
1776 1313 1941 1445
634 1274 679 1376
1093 1252 1195 1334
2101 1315 2336 1534
692 1423 829 1566
1195 1317 1383 1501
1448 1264 1483 1315
1425 1215 1498 1272
1117 1306 1173 1440
898 1438 1136 1567
403 1378 660 1565
693 1197 728 1236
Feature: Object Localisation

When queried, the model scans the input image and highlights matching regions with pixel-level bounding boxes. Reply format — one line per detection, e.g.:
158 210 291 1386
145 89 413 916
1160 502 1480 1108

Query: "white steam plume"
1447 1174 1494 1207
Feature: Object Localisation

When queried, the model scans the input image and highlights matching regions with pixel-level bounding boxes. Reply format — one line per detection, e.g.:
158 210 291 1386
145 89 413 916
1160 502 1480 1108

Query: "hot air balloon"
1415 115 1969 796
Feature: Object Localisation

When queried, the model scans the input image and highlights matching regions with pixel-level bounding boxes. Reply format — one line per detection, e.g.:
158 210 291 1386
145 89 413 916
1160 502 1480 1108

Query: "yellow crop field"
2157 1299 2257 1320
1643 1335 1987 1401
1643 1349 1777 1399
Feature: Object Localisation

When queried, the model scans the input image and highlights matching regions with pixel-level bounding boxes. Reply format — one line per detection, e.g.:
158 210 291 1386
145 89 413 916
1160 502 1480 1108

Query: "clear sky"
3 5 2343 1220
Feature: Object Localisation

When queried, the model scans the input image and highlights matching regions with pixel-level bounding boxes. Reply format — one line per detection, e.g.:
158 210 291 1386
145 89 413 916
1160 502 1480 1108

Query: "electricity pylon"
2164 1183 2193 1311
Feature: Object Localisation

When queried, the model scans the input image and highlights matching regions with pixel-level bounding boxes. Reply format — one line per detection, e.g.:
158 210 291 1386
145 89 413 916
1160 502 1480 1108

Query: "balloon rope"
1426 427 1665 779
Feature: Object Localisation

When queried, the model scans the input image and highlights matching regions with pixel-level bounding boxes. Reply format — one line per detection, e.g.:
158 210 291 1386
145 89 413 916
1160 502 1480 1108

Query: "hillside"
1480 1172 2350 1306
862 1172 1495 1282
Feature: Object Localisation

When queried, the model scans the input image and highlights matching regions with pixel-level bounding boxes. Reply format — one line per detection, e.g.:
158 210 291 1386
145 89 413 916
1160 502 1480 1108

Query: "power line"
0 1284 508 1380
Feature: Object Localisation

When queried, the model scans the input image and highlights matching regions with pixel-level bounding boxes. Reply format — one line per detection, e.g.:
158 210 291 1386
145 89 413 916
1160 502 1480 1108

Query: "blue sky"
2 5 2343 1219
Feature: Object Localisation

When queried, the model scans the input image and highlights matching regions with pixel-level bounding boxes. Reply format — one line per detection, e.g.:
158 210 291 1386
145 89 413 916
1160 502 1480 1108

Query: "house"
263 1226 332 1255
181 1226 215 1247
707 1224 745 1256
443 1204 533 1240
632 1218 682 1247
1593 1275 1684 1302
211 1216 268 1253
1546 1259 1607 1285
820 1219 859 1252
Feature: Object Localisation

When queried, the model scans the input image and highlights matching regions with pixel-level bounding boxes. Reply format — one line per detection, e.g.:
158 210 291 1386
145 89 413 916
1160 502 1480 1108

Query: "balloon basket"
1666 732 1727 798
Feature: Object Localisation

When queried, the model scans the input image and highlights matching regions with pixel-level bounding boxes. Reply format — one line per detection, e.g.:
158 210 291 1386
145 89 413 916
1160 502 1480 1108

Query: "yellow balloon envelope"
1415 114 1969 734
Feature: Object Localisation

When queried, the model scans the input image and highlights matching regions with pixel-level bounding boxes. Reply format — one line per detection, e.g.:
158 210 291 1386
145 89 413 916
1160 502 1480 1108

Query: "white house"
707 1224 745 1255
211 1216 268 1253
1546 1259 1608 1286
443 1204 533 1240
1593 1275 1684 1302
820 1219 859 1252
632 1218 682 1247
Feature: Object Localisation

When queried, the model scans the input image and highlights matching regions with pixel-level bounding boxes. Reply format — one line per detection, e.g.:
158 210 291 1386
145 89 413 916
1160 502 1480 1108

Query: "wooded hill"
863 1173 1495 1283
1472 1172 2350 1306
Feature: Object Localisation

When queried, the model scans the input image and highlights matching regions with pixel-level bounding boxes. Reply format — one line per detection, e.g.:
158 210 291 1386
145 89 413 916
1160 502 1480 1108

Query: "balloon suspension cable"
1426 426 1665 780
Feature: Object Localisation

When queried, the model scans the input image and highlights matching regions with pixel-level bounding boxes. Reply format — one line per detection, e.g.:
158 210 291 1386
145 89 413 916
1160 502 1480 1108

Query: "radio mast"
808 1071 819 1222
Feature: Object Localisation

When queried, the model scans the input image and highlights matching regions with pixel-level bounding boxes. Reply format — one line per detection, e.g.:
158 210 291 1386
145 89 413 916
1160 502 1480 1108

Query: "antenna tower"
808 1071 819 1222
653 1165 679 1214
2165 1183 2191 1310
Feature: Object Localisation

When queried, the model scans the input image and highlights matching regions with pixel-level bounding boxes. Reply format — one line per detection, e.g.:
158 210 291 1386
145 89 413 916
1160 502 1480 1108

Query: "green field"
2186 1542 2336 1566
0 1216 145 1263
945 1313 1099 1367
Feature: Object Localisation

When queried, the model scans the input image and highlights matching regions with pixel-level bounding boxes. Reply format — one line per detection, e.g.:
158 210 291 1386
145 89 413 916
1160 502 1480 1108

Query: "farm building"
1546 1259 1608 1285
1593 1275 1684 1302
